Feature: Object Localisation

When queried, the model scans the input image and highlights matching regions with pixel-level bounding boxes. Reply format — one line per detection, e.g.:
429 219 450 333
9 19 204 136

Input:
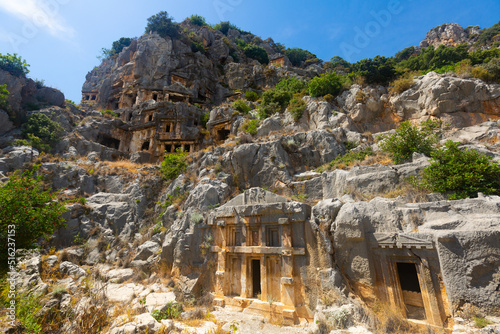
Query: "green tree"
275 77 308 94
161 149 188 180
111 37 133 54
261 89 291 110
0 167 67 265
243 44 269 64
423 140 500 199
379 121 438 164
22 113 64 152
287 97 306 122
145 11 179 38
189 14 207 26
307 72 342 97
0 84 8 110
232 99 251 114
284 48 316 67
0 53 30 77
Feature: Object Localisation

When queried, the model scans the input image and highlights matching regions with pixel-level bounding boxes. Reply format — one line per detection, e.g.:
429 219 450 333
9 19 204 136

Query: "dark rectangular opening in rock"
217 129 230 141
91 95 96 101
266 227 280 247
396 262 426 320
141 141 150 151
252 259 261 298
97 133 120 150
153 93 158 101
165 124 171 132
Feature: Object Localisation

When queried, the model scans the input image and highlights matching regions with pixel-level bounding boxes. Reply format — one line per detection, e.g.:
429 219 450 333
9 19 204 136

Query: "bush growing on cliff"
0 53 29 77
145 11 179 38
243 44 269 65
0 84 8 109
244 90 259 102
22 113 64 152
308 72 342 97
379 121 439 164
0 166 67 266
287 97 306 122
284 48 316 67
161 149 188 180
189 14 207 26
423 140 500 199
232 99 251 114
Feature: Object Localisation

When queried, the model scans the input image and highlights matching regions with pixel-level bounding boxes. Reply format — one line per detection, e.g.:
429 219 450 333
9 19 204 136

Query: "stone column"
240 255 248 298
261 255 267 301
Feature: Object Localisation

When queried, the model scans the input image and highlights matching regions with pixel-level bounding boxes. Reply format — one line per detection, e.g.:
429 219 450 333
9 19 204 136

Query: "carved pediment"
373 233 434 250
223 187 288 207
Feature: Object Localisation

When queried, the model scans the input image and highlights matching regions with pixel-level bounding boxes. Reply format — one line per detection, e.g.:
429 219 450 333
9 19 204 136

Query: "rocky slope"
1 21 500 334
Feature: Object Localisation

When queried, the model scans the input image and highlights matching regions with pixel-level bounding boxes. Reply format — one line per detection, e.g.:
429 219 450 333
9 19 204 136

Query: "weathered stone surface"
0 110 14 135
133 241 160 261
390 72 500 128
59 261 87 278
420 23 481 48
106 283 145 303
145 292 176 311
0 146 39 172
106 268 134 283
333 196 500 314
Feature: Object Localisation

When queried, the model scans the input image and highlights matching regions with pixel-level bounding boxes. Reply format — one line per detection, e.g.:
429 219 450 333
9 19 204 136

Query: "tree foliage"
0 53 30 77
0 84 8 110
307 72 342 97
423 141 500 199
161 149 188 180
0 166 67 263
22 113 64 152
275 77 308 94
145 11 179 38
243 44 269 64
475 20 500 47
189 14 207 26
379 121 439 164
284 48 316 67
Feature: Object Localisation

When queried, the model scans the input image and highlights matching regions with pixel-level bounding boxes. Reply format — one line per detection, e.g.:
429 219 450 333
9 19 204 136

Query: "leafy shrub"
284 48 317 67
232 99 251 114
324 94 334 103
258 102 280 119
151 302 183 321
288 97 306 122
388 74 415 94
161 149 188 180
213 21 230 35
355 90 367 103
243 44 269 64
189 14 207 26
244 90 259 102
379 121 438 164
99 37 132 58
275 77 308 94
0 53 30 77
191 212 204 224
200 112 210 128
101 110 118 118
261 89 291 110
474 20 500 47
191 41 205 53
145 11 179 38
0 167 67 265
22 113 64 152
423 140 500 199
242 118 259 135
0 84 8 109
482 58 500 83
308 72 343 97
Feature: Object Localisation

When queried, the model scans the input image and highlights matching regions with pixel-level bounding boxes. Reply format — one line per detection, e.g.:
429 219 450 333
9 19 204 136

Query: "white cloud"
0 0 74 39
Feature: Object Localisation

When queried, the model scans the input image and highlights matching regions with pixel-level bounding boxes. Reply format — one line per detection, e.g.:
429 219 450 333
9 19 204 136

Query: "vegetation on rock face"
0 167 67 266
242 118 259 135
308 72 343 97
22 113 64 152
243 44 269 65
151 302 183 321
0 53 30 77
423 140 500 199
189 14 208 26
145 11 179 38
99 37 133 59
0 84 9 109
379 121 439 164
287 96 306 122
232 99 251 114
284 48 317 67
161 149 188 180
474 20 500 47
244 90 259 102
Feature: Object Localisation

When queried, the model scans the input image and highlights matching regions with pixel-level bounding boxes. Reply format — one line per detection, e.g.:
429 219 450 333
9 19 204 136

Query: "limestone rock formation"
420 23 482 48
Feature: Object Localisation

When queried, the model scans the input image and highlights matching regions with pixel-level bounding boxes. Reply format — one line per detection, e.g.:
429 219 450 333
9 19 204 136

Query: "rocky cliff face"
420 23 482 48
82 22 320 110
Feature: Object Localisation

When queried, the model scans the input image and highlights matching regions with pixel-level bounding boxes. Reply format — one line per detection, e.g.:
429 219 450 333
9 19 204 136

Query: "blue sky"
0 0 498 103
